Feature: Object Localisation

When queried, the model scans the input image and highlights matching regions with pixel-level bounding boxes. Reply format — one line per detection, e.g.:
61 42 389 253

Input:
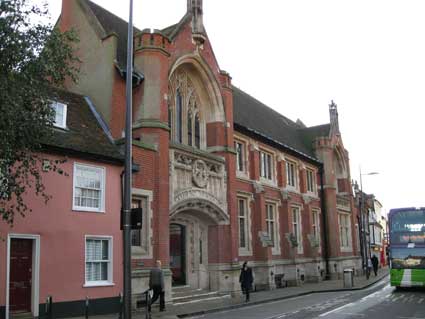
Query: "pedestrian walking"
149 260 165 313
371 255 379 276
239 261 253 302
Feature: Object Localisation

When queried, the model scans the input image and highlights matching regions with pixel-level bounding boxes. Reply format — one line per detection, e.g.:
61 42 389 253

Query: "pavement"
68 266 389 319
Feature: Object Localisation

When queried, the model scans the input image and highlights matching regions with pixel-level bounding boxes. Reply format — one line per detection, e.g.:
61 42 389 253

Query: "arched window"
170 71 206 149
176 89 183 143
187 112 193 146
195 114 200 149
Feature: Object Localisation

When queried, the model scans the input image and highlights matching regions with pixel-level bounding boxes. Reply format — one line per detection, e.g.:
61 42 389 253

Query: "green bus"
389 207 425 287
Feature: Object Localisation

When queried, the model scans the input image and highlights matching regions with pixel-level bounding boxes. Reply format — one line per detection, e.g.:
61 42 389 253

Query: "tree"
0 0 79 226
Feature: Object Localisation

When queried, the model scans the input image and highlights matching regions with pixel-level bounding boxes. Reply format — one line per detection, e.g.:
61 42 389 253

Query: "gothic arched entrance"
169 204 228 290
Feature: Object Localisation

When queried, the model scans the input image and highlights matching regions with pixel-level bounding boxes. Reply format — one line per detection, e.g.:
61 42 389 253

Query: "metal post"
123 1 134 319
359 167 368 277
119 292 123 319
45 295 53 319
85 296 89 319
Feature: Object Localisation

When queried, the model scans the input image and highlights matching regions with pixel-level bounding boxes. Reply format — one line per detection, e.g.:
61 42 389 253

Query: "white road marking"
401 270 412 287
418 298 424 304
319 302 355 317
173 294 231 306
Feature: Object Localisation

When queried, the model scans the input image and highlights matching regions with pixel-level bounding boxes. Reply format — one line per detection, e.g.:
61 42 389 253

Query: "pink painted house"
0 90 124 318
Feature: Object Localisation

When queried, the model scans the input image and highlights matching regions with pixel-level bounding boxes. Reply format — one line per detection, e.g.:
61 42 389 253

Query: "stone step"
10 312 33 319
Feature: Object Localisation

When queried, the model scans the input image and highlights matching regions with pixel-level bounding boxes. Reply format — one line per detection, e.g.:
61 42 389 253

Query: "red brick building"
59 0 361 306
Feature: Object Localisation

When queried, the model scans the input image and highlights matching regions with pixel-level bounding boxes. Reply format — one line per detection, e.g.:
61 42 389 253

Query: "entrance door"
9 238 33 313
170 224 186 285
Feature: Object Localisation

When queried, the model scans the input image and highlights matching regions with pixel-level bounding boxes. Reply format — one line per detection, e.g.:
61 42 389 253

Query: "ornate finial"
329 100 340 136
188 0 205 44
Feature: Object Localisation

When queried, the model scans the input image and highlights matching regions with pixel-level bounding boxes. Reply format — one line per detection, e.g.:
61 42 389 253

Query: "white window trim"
237 193 253 256
259 148 277 186
291 205 303 254
266 200 281 255
339 213 353 252
285 159 299 192
84 235 114 287
131 188 153 259
52 101 67 129
306 167 317 196
72 163 106 213
311 209 321 251
5 234 41 319
235 137 249 180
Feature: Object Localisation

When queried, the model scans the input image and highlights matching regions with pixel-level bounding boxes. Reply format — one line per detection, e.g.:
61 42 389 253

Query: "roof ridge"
301 123 330 131
232 85 299 128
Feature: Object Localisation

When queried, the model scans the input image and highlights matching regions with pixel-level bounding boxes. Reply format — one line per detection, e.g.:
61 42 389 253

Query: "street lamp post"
123 0 134 318
359 168 378 278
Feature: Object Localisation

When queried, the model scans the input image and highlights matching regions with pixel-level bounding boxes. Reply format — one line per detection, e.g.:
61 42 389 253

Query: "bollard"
85 296 89 319
119 293 123 319
45 295 53 319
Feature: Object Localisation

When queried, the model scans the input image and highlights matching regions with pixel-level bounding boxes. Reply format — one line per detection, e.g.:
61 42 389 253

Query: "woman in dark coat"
239 262 253 302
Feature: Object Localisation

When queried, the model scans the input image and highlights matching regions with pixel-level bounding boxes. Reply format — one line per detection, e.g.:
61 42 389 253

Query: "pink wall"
0 154 123 306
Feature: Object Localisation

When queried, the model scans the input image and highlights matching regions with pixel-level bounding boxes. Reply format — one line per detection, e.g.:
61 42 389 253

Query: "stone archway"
170 209 222 290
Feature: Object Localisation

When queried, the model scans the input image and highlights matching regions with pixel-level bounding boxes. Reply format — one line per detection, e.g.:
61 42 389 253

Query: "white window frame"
260 149 275 183
266 201 280 255
51 101 67 129
235 140 247 174
84 235 114 287
292 206 303 254
131 188 153 259
306 168 317 195
339 213 353 252
237 195 252 256
286 160 298 190
73 163 106 213
311 209 321 249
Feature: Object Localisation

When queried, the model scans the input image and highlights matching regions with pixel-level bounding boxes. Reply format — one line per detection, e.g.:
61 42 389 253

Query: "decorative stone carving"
192 159 209 188
302 194 312 204
280 189 291 201
253 181 264 194
170 148 228 224
307 234 320 248
285 233 298 248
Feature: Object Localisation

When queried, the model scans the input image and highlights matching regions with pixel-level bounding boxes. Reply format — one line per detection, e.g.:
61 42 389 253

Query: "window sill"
340 247 353 253
236 171 249 180
272 249 281 256
259 178 277 188
83 282 115 288
238 249 253 257
73 208 105 214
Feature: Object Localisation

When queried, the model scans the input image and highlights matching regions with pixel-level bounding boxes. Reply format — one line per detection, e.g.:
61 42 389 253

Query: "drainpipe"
319 164 330 279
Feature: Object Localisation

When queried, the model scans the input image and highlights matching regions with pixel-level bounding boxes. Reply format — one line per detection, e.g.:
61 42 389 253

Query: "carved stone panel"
170 147 228 223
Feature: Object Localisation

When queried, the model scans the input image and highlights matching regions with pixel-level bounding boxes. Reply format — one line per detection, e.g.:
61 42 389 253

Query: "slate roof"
42 89 123 163
232 86 330 162
85 0 141 68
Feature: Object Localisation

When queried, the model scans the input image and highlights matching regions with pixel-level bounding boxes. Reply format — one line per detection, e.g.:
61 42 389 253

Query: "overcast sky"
44 0 425 215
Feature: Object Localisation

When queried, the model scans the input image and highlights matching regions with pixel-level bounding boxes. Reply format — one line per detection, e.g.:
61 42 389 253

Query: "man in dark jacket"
149 260 165 312
239 262 254 302
371 255 379 276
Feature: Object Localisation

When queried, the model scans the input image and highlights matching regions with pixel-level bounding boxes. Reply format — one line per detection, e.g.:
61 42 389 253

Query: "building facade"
58 0 361 308
0 91 124 319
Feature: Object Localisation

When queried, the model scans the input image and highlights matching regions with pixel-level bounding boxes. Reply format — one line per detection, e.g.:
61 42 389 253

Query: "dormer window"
52 101 67 129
